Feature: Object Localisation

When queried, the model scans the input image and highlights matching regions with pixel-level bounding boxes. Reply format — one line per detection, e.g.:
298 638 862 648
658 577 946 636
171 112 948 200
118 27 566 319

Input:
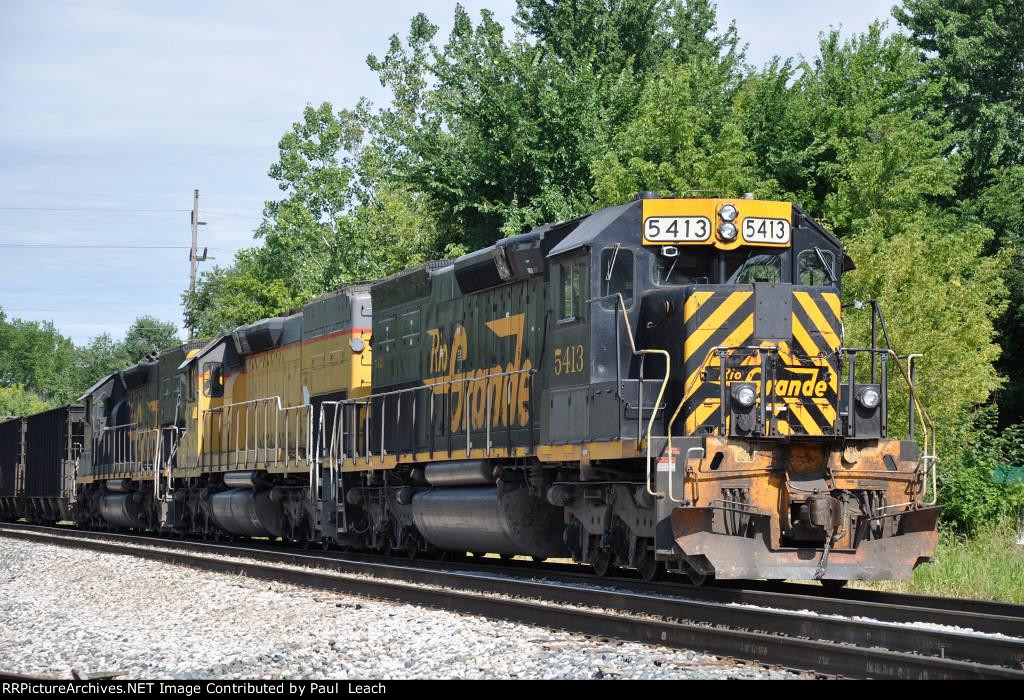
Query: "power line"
0 206 190 213
0 243 230 250
0 206 263 221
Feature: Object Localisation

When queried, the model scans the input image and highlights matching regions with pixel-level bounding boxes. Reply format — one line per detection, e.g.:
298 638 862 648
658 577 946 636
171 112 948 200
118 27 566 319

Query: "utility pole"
188 188 207 340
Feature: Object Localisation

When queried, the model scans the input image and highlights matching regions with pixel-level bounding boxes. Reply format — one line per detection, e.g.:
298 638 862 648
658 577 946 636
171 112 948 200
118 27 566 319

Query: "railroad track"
1 523 1022 680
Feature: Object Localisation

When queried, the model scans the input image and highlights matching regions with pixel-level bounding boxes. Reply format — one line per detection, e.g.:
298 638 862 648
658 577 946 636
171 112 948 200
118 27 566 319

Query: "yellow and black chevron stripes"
682 290 756 435
683 290 755 365
681 287 842 438
789 290 842 434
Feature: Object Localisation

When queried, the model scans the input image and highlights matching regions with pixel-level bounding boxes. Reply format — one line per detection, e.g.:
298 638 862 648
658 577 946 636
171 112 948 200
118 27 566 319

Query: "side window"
559 259 587 322
202 362 224 398
600 247 634 310
798 249 835 286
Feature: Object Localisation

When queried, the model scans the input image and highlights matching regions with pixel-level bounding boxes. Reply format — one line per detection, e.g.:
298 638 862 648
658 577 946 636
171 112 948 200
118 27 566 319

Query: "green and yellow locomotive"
68 194 938 585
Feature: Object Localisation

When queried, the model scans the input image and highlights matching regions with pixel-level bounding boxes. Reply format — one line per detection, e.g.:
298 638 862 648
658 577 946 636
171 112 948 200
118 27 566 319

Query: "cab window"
600 247 634 310
202 362 224 398
652 250 711 286
560 259 587 321
726 250 783 284
798 248 835 286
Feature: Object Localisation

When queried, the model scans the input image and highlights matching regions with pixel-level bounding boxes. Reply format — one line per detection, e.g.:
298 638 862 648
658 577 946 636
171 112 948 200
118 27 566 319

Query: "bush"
938 407 1024 534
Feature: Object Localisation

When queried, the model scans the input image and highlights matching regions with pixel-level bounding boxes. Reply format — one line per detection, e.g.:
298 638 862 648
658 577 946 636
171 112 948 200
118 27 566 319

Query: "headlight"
857 386 880 409
731 383 756 408
719 222 738 241
719 203 738 222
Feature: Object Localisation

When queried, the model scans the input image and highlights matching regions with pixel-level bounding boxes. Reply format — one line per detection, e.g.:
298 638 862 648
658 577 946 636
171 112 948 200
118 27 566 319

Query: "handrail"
155 426 180 503
317 366 537 467
589 292 671 499
90 423 161 475
663 341 936 509
593 293 671 500
199 396 312 477
668 446 704 505
665 344 782 496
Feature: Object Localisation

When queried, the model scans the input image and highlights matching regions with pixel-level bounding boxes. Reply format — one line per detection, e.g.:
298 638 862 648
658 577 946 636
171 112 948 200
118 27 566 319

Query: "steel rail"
1 525 1021 679
6 522 1019 634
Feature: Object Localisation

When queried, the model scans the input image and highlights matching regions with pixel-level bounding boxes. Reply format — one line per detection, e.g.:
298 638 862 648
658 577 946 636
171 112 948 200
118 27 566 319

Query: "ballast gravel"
0 538 799 680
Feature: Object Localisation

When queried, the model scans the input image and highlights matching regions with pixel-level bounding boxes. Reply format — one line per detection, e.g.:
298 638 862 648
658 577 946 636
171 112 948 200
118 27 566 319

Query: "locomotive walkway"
1 523 1022 680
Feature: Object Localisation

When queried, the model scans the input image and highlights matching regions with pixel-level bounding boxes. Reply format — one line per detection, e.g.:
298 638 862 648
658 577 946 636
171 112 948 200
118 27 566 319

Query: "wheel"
499 553 514 561
406 539 418 560
321 538 332 552
820 579 848 592
434 548 450 562
380 540 392 557
685 569 712 586
636 556 663 582
591 549 617 577
531 555 546 563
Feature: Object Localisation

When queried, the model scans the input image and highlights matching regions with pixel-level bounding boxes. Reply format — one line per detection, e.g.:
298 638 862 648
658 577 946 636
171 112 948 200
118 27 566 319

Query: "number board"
643 216 711 243
641 199 794 249
742 217 790 244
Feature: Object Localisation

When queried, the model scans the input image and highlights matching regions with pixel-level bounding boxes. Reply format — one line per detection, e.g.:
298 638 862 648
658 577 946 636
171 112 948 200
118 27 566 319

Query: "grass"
854 521 1024 604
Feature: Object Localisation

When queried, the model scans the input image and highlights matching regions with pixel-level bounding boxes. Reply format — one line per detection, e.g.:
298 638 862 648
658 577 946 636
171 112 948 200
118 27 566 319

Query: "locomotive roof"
545 201 632 258
77 371 120 401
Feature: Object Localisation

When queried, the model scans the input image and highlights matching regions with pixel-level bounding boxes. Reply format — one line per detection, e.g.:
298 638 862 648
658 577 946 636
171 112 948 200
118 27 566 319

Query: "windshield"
726 250 783 284
652 251 711 286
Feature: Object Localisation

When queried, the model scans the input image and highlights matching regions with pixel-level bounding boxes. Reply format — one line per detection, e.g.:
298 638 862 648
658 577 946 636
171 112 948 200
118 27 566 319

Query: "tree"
183 251 301 339
0 307 78 404
978 165 1024 419
895 1 1024 424
367 1 740 249
120 316 180 364
894 0 1024 198
73 333 123 393
184 101 439 335
0 384 49 420
590 56 769 205
841 212 1006 439
771 26 1005 442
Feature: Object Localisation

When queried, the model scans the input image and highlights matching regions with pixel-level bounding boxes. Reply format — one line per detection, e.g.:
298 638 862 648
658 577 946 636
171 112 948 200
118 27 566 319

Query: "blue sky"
0 0 898 344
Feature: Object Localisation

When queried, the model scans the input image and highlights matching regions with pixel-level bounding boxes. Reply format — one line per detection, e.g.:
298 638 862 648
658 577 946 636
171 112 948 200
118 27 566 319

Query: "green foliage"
0 308 78 404
75 317 181 387
591 57 771 204
184 101 438 335
741 25 958 228
895 1 1024 425
894 0 1024 197
0 384 50 420
860 518 1024 603
938 408 1024 534
0 306 179 410
367 1 739 248
182 250 301 339
842 213 1006 437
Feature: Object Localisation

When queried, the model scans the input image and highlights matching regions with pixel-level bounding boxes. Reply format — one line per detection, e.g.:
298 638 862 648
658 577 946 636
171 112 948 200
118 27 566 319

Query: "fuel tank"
423 460 495 486
411 485 567 558
207 488 285 537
